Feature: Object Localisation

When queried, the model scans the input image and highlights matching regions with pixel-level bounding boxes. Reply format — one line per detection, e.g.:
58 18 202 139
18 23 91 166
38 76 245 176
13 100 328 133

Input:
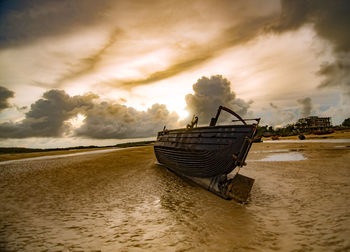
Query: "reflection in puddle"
264 139 350 143
251 149 289 154
259 153 306 162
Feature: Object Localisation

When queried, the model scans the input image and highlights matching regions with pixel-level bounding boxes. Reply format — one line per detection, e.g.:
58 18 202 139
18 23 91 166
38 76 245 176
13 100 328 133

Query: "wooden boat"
271 136 279 140
298 134 306 140
154 106 260 201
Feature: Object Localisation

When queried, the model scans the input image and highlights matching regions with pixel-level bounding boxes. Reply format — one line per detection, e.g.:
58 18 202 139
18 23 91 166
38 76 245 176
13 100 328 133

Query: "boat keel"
185 173 255 203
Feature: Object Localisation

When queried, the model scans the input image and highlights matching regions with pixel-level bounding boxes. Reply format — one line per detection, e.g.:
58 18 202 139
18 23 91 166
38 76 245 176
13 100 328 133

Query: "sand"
0 141 349 251
0 147 118 162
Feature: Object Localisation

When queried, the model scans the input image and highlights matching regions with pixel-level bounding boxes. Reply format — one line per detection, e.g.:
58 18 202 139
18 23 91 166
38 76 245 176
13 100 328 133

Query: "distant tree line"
256 124 297 137
0 141 155 154
342 118 350 127
256 117 350 137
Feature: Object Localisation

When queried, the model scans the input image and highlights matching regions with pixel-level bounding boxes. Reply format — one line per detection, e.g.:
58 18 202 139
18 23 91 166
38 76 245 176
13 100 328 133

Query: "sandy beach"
2 0 349 250
0 140 349 251
0 148 115 162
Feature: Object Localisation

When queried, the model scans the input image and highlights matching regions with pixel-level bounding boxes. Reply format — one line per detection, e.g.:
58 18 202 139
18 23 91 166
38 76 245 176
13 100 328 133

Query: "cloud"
75 103 179 139
0 75 253 139
0 85 14 112
53 29 122 87
0 0 112 48
1 0 281 91
272 0 350 52
14 105 27 111
185 75 252 125
319 103 350 126
0 88 178 139
318 56 350 99
269 102 296 126
297 97 312 118
0 89 97 138
3 0 348 95
114 15 278 89
118 53 213 88
271 0 350 97
269 103 278 110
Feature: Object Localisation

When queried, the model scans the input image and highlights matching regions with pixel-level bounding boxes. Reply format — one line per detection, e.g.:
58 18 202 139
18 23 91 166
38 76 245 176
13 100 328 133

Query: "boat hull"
154 125 257 178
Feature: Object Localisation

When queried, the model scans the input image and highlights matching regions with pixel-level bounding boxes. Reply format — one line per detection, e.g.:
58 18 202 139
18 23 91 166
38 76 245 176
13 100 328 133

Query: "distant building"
295 116 332 132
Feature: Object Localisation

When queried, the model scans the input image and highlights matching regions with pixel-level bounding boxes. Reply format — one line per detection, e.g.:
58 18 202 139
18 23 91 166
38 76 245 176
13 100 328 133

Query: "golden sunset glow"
67 113 86 129
0 0 349 147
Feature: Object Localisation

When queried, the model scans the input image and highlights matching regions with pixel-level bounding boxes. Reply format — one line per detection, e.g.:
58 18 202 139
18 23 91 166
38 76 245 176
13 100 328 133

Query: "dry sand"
0 141 349 251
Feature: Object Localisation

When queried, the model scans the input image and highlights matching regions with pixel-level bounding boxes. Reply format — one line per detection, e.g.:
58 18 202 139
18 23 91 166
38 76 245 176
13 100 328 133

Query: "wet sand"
0 148 129 165
1 142 349 251
0 148 116 162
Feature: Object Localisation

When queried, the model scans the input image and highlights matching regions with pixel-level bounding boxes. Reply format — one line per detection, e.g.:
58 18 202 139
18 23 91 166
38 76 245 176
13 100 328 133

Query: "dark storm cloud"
0 89 179 139
75 103 179 139
0 86 14 112
0 0 111 48
185 75 252 125
297 97 312 118
317 57 350 98
0 90 97 138
272 0 350 53
271 0 350 96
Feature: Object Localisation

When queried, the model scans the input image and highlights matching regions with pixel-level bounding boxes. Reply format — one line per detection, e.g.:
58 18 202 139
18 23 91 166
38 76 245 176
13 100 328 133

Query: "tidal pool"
264 139 350 143
258 152 307 161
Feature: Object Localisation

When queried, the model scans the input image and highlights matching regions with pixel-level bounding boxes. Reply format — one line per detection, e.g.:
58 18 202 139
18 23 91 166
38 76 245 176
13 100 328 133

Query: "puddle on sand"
264 139 350 143
257 152 307 162
251 149 289 154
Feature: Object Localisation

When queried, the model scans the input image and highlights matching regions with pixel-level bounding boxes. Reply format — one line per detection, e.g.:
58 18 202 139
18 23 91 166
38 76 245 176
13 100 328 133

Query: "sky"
0 0 349 148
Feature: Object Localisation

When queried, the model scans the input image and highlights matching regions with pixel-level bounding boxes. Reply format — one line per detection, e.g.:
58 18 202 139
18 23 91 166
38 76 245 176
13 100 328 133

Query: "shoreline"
1 131 349 162
0 141 154 162
262 129 350 141
0 148 125 165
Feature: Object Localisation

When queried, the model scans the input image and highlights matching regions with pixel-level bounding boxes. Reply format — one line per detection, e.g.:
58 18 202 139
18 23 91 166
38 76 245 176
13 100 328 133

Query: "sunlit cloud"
67 113 86 129
0 0 349 147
